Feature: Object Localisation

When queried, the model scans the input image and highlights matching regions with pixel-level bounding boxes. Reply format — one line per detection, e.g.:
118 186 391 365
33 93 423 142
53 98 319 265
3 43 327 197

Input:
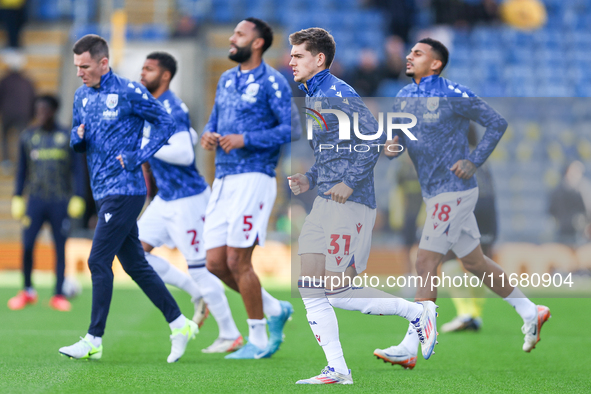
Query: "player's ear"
99 57 109 69
252 37 264 51
317 52 326 68
431 59 442 74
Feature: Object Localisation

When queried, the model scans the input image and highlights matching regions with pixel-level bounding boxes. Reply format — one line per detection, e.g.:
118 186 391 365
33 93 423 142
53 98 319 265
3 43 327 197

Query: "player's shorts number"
328 234 351 255
432 203 451 222
243 215 253 232
187 229 200 252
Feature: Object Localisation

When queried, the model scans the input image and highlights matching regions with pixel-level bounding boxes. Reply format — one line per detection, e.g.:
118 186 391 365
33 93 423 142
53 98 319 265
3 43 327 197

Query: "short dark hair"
289 28 336 68
244 17 273 53
73 34 109 60
146 52 178 80
418 37 449 74
36 94 60 111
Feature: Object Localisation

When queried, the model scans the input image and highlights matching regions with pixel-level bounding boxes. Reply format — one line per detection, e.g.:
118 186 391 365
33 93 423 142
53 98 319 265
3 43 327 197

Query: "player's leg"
115 197 195 363
169 190 242 351
59 196 131 359
7 197 44 310
457 241 548 352
138 197 204 313
47 199 71 311
221 173 292 358
296 253 352 384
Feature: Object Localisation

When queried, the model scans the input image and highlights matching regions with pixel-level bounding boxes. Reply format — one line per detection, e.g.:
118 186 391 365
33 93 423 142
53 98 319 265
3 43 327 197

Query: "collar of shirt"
233 61 266 88
92 68 114 91
298 69 331 96
410 74 440 92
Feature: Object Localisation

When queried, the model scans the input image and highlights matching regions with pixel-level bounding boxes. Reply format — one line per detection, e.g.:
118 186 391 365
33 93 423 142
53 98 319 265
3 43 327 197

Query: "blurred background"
0 0 590 292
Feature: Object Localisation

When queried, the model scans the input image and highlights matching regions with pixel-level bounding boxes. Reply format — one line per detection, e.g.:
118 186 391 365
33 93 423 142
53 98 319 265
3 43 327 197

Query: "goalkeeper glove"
11 196 26 220
68 196 86 218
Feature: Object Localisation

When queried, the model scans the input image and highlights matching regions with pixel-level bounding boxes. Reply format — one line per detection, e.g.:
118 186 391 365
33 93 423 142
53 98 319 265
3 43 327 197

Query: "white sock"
84 333 102 347
299 278 348 375
247 318 268 349
261 288 282 317
145 252 201 300
399 322 420 354
188 265 241 340
169 314 186 331
504 287 537 322
326 286 423 322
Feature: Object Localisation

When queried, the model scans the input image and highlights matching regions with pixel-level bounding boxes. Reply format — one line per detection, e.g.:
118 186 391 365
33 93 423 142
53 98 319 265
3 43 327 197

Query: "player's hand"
116 154 125 168
384 135 401 158
219 134 245 154
287 173 310 195
450 159 477 179
77 124 85 139
201 132 221 151
67 196 86 218
324 182 353 204
11 196 25 220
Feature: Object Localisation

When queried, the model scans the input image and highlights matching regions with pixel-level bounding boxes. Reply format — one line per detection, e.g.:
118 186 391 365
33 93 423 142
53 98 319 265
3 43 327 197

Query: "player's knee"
461 257 485 274
415 255 438 277
206 259 227 279
226 250 252 277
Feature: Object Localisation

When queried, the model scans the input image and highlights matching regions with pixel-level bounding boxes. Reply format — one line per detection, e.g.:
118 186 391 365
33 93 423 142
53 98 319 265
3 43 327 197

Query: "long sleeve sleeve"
450 95 508 167
120 87 176 171
70 103 86 153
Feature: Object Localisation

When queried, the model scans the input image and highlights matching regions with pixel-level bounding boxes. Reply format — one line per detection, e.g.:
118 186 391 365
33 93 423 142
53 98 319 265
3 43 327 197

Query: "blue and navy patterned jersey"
394 74 508 199
204 61 292 178
144 89 207 201
70 69 176 201
14 126 85 201
299 69 384 209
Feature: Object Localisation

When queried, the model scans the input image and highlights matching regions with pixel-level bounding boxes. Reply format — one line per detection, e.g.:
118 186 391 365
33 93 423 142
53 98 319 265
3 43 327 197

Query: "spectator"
549 161 589 245
172 15 200 38
0 0 28 48
383 35 405 80
0 51 35 173
347 48 383 96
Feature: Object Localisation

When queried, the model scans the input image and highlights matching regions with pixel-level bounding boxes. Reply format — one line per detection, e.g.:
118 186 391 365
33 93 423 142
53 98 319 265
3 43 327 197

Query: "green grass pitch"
1 285 590 393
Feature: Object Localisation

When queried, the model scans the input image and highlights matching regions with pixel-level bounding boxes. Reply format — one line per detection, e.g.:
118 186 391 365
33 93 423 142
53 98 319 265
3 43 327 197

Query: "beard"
143 77 161 94
229 41 254 63
405 69 414 77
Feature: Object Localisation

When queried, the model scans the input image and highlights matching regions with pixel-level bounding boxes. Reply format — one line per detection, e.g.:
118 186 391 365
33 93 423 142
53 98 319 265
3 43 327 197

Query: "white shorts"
138 188 211 261
419 187 481 258
298 196 376 274
204 172 276 250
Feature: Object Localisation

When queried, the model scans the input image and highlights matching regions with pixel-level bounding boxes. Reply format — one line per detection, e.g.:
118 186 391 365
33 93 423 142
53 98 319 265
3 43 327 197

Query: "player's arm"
12 136 27 220
152 131 194 166
149 106 195 166
450 92 508 171
118 86 176 171
225 76 292 152
70 101 86 153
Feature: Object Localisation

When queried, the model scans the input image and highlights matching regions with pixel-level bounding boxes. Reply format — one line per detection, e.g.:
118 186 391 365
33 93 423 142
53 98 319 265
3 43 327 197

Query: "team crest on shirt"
106 94 119 109
426 97 439 112
245 83 260 97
